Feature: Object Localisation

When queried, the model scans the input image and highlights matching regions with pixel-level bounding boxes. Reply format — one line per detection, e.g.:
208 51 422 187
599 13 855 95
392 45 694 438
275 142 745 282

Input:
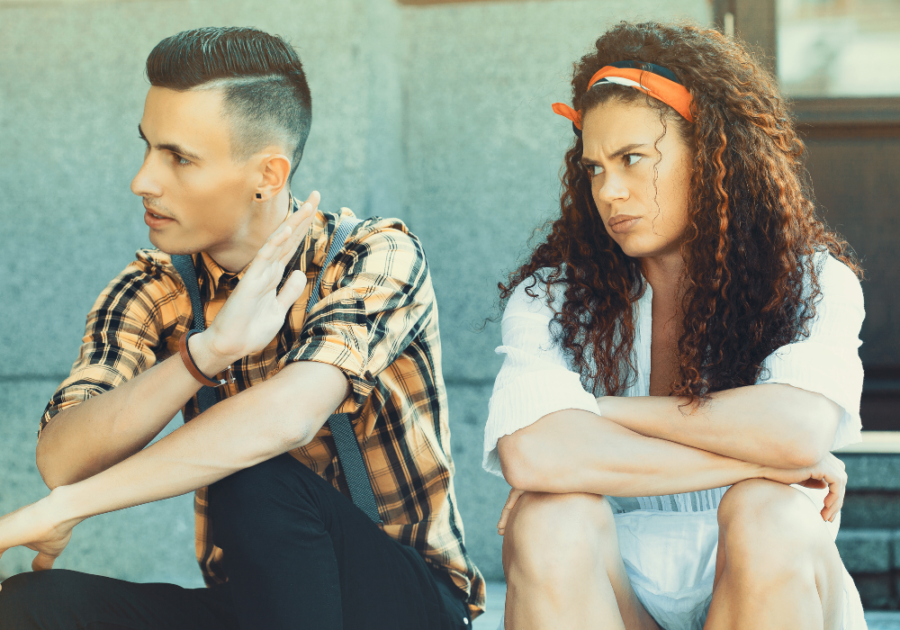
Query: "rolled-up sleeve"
758 255 865 451
40 252 175 435
278 225 432 417
483 279 600 478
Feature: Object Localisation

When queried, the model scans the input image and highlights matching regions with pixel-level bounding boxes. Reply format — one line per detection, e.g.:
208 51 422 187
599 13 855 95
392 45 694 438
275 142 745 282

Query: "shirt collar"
198 251 244 295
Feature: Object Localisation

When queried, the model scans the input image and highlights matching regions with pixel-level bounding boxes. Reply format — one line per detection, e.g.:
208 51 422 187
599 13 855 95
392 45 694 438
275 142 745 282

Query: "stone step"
842 493 900 528
832 433 900 609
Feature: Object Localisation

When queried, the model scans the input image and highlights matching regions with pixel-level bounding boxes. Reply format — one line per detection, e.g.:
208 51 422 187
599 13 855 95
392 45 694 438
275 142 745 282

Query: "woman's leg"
502 491 661 630
706 479 845 630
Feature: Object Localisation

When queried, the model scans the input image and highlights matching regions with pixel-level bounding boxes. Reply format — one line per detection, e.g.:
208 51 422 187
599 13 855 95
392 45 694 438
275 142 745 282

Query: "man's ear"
254 150 292 201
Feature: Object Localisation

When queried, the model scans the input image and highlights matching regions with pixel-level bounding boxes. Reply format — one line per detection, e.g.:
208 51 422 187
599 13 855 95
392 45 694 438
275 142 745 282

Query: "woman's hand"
0 490 82 590
193 191 320 372
761 452 847 522
497 488 527 536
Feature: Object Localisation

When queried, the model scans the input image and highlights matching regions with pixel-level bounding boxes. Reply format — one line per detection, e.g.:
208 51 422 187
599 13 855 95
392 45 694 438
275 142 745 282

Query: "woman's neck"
640 253 686 304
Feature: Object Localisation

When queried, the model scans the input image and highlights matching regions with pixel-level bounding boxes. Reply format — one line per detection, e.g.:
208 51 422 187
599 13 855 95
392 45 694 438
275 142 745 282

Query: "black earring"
255 193 262 200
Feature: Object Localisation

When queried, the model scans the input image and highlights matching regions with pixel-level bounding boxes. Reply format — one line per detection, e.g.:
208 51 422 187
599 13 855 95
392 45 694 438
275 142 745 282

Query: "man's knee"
718 479 833 577
0 570 75 628
503 492 614 584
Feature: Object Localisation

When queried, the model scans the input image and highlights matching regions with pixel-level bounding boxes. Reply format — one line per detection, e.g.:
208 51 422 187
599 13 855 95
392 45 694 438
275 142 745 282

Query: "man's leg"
208 453 468 630
0 569 235 630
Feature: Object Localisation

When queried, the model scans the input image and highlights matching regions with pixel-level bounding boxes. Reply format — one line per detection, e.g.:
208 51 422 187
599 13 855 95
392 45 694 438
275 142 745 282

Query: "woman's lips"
144 208 175 229
608 216 641 234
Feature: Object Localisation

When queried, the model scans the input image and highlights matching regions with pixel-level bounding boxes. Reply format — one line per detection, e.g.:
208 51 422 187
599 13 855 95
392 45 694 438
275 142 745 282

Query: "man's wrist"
45 485 88 526
188 331 235 379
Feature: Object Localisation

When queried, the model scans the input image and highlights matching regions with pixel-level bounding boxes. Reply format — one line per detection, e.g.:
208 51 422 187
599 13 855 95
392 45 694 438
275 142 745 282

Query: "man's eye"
625 154 642 166
175 155 191 166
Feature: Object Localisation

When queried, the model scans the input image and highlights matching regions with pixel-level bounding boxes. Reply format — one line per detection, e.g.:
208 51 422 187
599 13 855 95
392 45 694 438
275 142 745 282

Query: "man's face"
132 86 257 257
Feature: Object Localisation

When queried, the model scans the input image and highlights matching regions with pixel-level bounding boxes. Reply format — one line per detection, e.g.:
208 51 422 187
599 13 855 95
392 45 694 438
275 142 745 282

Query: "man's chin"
148 230 203 257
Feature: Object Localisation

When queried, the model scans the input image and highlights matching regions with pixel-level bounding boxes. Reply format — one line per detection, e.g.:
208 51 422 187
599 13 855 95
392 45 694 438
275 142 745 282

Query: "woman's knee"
718 480 833 573
503 492 615 583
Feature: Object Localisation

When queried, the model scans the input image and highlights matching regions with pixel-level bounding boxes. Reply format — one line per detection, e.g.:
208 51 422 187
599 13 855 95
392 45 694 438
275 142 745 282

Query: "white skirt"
497 488 867 630
613 508 866 630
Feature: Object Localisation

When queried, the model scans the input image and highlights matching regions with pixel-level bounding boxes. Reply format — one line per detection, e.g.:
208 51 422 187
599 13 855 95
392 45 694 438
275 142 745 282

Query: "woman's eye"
587 164 604 177
625 154 642 166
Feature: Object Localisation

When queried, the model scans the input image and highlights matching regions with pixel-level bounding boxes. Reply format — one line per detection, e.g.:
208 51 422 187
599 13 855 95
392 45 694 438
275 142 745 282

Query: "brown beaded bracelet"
179 329 230 388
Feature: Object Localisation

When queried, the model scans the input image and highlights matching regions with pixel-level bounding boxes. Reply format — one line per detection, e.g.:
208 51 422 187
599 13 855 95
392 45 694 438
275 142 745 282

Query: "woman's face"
581 99 693 262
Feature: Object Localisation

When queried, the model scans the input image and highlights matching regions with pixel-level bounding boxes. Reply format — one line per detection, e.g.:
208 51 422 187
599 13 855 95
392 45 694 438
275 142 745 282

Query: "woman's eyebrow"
581 143 649 164
608 143 648 159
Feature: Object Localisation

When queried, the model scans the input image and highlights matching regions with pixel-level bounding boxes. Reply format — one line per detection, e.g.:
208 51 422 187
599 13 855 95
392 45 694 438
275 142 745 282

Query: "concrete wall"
0 0 710 588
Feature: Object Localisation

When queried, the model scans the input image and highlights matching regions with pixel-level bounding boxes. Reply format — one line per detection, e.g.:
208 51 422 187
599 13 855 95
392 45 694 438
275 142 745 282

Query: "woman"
483 21 866 630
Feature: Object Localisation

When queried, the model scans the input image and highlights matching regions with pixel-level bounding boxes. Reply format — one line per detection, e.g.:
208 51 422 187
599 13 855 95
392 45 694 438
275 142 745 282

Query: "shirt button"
462 618 468 625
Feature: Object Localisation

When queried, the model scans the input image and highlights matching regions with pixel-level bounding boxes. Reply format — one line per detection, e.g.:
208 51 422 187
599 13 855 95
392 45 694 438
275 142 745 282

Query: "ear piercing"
256 193 262 200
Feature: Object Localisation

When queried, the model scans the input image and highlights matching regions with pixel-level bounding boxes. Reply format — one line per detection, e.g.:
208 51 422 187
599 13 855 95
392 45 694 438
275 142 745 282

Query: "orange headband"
552 63 695 131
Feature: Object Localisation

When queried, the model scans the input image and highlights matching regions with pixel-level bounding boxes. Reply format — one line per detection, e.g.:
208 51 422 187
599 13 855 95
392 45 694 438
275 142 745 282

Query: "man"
0 26 484 630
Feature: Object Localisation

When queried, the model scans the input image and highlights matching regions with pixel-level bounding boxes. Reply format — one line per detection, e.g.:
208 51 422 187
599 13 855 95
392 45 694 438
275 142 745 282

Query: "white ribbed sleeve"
482 280 601 478
757 255 865 451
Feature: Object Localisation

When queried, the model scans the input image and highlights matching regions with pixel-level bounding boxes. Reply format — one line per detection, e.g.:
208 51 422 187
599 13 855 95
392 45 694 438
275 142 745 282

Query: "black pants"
0 454 470 630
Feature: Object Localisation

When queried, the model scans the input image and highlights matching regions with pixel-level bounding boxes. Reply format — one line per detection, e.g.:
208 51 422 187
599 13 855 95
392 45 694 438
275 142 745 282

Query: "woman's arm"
498 408 765 497
497 407 846 521
597 384 841 469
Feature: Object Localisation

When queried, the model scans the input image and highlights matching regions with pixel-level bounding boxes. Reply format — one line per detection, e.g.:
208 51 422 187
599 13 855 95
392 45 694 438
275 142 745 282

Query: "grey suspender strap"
171 216 382 524
307 217 382 524
171 254 219 413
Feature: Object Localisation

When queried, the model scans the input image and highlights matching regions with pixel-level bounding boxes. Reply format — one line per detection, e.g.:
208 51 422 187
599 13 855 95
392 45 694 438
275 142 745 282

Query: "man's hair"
146 27 312 183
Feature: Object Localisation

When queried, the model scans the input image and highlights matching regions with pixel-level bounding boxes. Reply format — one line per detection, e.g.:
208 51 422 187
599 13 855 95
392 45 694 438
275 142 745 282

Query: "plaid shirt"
41 207 485 617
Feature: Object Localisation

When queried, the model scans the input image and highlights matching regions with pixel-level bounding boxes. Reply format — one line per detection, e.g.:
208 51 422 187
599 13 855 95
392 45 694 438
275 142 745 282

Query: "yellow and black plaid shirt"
41 208 486 617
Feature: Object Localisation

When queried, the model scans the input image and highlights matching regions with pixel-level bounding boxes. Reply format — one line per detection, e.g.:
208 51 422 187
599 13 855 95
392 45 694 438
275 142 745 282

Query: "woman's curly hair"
500 21 860 401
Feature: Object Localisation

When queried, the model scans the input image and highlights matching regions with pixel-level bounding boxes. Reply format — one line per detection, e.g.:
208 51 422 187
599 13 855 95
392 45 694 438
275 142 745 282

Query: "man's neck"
206 190 294 273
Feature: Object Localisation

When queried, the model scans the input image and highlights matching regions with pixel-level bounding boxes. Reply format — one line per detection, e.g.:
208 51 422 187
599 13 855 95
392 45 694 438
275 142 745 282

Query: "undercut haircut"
146 27 312 183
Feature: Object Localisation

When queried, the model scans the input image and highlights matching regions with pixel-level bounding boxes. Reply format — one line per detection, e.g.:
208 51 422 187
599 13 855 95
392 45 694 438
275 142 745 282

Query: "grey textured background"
0 0 710 592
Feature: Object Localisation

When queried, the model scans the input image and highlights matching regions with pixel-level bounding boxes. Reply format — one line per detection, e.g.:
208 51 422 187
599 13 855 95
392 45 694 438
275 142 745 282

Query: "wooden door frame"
715 0 900 134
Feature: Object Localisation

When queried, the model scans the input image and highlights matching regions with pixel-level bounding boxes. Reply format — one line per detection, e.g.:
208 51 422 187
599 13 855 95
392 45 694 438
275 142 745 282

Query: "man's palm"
207 193 319 361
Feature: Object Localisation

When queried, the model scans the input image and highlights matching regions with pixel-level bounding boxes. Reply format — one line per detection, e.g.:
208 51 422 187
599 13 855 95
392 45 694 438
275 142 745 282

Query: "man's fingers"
257 193 319 273
257 224 293 264
31 551 57 572
303 190 321 211
273 199 317 268
276 270 309 310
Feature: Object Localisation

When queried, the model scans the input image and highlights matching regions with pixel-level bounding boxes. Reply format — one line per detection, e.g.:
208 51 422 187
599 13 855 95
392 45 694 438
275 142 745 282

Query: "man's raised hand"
192 192 320 373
